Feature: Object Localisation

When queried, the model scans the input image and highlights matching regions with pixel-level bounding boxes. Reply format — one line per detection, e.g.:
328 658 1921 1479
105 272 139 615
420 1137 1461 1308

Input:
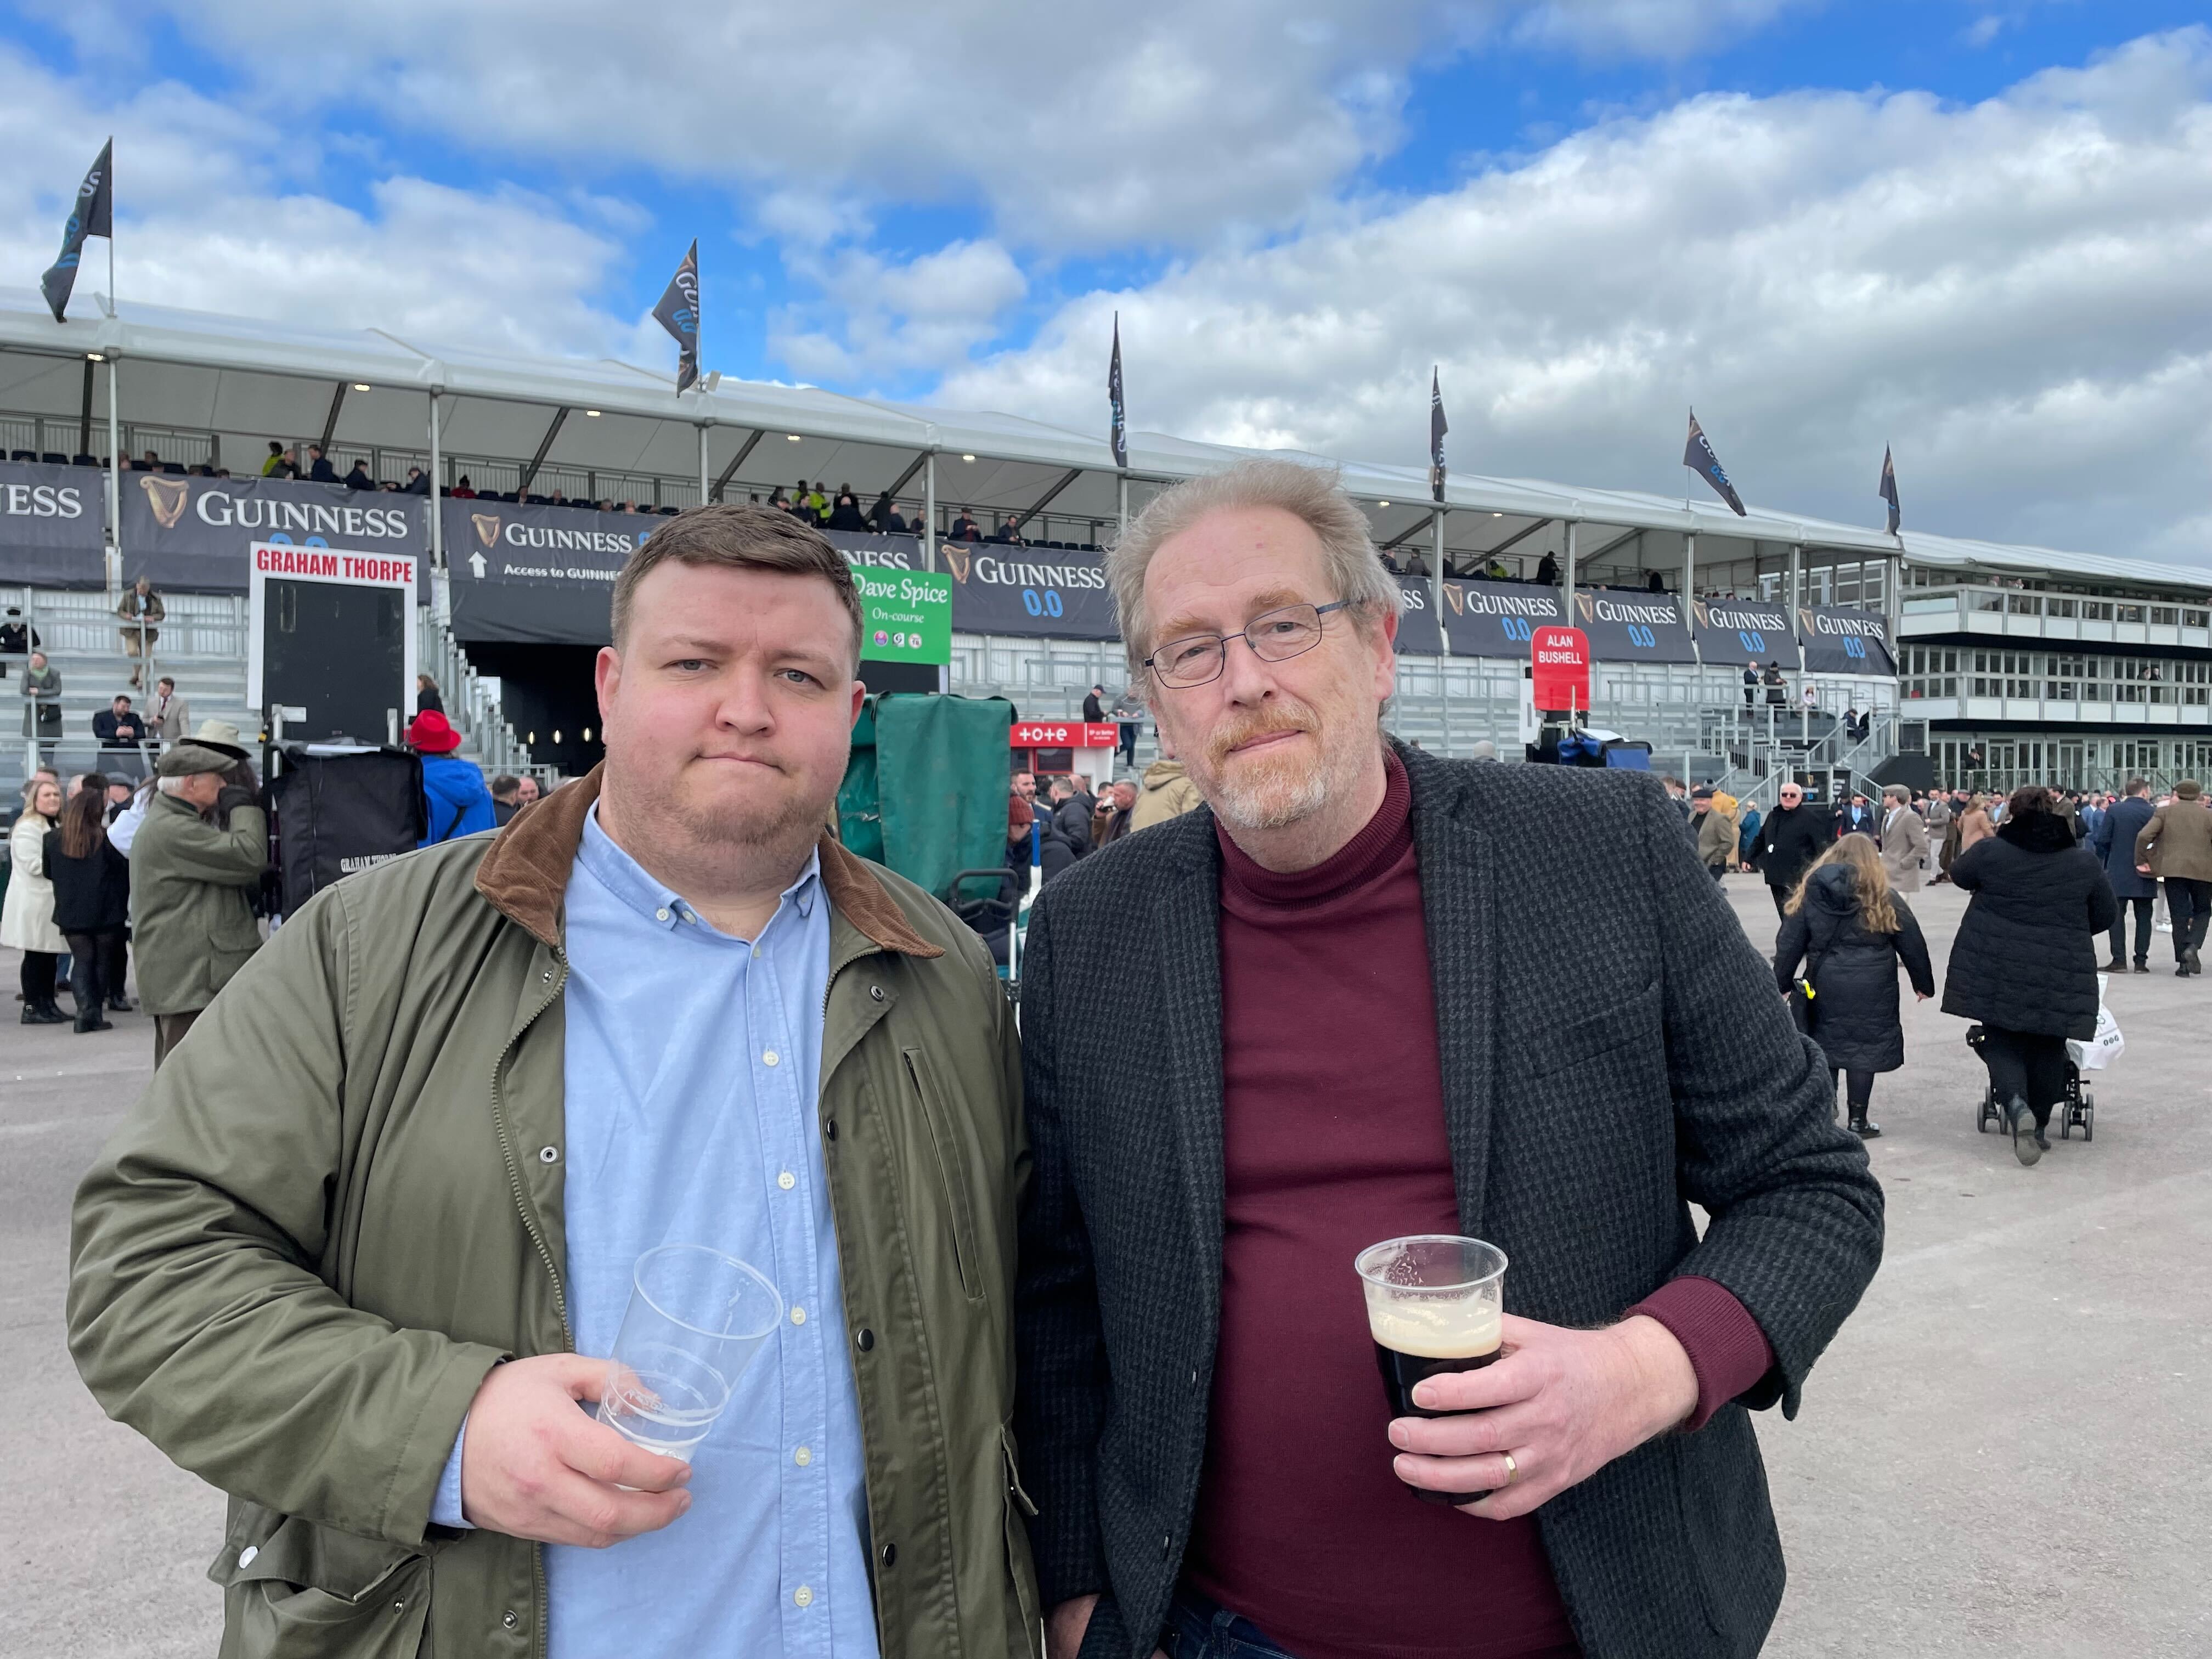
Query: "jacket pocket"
1520 981 1661 1082
904 1045 986 1304
210 1509 430 1659
1001 1424 1043 1659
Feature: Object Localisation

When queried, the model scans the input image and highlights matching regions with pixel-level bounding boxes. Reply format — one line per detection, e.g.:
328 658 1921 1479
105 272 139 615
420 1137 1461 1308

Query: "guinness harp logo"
1797 608 1816 636
141 474 189 529
1691 600 1711 629
471 514 503 549
1573 591 1595 623
1441 582 1464 616
940 542 972 584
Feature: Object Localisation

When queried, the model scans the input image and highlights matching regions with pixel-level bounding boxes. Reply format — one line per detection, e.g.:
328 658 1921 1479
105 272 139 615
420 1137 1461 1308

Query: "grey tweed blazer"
1013 740 1883 1659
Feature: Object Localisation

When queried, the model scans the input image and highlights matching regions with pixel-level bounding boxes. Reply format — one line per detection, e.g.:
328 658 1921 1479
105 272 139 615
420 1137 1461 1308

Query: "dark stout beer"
1355 1235 1509 1506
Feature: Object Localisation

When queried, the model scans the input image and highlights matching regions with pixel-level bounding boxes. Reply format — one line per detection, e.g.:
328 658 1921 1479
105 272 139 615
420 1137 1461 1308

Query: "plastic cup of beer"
595 1245 784 1463
1355 1234 1508 1504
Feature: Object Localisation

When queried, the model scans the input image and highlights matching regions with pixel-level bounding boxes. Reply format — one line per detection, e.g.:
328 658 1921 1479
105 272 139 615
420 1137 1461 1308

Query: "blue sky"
2 2 2210 560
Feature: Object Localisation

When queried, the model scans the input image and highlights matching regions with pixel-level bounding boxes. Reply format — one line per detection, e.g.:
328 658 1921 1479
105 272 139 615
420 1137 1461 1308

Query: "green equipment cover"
840 693 1013 898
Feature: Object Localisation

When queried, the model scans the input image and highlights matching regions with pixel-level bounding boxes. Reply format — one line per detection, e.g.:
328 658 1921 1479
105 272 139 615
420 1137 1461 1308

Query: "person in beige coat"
4 777 69 1021
1127 755 1204 831
1878 784 1929 892
2135 778 2212 975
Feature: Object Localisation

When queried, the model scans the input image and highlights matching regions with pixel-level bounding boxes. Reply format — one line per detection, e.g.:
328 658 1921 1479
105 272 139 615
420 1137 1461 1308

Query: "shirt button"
793 1586 814 1609
794 1446 812 1467
538 1146 559 1164
238 1546 258 1568
655 907 670 921
778 1171 795 1190
763 1049 780 1066
789 1305 806 1325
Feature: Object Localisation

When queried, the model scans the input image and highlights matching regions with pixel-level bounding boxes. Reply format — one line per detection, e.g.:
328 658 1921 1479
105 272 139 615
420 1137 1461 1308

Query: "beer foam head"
1365 1293 1501 1359
1353 1234 1508 1358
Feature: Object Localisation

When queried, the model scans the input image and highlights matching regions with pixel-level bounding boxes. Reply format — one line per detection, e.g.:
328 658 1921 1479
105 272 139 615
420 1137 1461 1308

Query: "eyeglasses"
1144 601 1351 689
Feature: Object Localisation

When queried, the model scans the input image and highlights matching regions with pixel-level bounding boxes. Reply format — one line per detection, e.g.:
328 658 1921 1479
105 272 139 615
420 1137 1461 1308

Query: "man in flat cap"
129 733 268 1065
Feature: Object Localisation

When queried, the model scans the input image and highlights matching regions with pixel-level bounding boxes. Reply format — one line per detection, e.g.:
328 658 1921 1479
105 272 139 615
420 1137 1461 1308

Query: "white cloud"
1508 0 1816 61
0 47 640 359
940 29 2212 563
773 238 1028 381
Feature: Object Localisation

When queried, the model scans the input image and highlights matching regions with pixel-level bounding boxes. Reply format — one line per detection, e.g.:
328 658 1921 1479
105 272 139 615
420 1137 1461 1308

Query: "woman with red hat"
405 708 496 845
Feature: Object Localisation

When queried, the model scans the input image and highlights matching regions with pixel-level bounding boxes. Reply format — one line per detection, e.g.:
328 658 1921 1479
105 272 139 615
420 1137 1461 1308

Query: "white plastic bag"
2068 974 2124 1071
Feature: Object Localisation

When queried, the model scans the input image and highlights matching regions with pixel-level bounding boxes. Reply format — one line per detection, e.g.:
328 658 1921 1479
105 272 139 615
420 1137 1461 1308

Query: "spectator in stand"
1401 547 1430 579
261 441 291 478
1751 781 1830 918
404 467 431 495
117 575 163 690
1 605 38 680
869 490 902 533
950 507 981 540
405 710 496 845
1534 550 1558 585
513 774 541 811
306 444 337 483
21 650 63 761
133 449 160 472
4 777 69 1024
489 774 522 826
46 776 134 1031
990 517 1022 544
2090 777 2158 973
452 476 477 499
415 673 443 716
827 490 868 531
341 458 374 491
93 695 148 779
1742 663 1758 708
129 736 268 1066
1082 684 1106 723
1109 682 1146 767
2134 778 2212 977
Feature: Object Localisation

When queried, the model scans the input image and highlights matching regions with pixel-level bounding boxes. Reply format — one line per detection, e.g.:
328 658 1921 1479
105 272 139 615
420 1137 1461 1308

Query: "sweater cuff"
1626 1276 1775 1432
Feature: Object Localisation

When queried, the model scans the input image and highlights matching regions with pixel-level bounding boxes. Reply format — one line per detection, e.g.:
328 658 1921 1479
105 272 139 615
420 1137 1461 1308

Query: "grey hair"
156 775 194 797
1107 458 1404 681
1883 783 1911 803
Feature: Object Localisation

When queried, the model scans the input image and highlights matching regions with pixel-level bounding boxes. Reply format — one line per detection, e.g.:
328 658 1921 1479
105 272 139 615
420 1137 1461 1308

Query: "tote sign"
1530 624 1591 711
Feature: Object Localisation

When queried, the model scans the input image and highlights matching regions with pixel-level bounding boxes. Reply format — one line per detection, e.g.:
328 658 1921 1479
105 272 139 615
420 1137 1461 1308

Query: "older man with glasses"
1752 781 1837 919
1014 459 1881 1659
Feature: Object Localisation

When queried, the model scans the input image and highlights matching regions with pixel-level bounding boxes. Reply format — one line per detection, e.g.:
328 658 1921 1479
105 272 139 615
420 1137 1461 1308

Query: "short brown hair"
610 504 862 662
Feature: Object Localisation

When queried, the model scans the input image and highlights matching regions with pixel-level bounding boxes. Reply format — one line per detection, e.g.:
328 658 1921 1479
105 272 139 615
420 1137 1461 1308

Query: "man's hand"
2137 863 2153 875
1047 1594 1166 1659
459 1354 694 1548
1386 1313 1698 1521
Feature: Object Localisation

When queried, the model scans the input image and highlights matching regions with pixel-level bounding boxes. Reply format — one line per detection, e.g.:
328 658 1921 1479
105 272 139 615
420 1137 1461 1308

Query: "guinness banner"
442 498 655 644
1438 580 1565 659
1569 589 1697 665
0 461 105 588
1690 597 1798 669
121 473 427 594
934 538 1119 640
1394 579 1443 656
1798 605 1895 675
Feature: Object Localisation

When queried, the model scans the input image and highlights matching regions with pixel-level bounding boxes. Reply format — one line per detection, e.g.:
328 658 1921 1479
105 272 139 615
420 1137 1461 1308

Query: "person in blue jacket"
405 709 496 846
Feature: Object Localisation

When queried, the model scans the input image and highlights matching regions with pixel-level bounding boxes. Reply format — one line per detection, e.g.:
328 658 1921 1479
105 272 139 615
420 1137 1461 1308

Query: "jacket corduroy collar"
473 760 941 958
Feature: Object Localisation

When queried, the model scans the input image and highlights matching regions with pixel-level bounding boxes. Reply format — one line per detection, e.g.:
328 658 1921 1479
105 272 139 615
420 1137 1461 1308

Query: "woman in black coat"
43 777 133 1033
1943 786 2118 1166
1774 833 1934 1138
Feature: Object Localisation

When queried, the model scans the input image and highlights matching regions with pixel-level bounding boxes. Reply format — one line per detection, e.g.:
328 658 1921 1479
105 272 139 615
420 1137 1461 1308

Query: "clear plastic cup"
1354 1234 1509 1504
595 1244 783 1462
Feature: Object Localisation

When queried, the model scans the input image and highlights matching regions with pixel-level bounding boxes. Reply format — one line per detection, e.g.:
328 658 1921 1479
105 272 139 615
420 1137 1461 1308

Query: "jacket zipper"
487 946 573 1659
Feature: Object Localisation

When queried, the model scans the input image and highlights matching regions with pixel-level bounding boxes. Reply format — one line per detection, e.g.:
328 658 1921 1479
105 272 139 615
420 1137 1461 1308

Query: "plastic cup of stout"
1354 1234 1508 1505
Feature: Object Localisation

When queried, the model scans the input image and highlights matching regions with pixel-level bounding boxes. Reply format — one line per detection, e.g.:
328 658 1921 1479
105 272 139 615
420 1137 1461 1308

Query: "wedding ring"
1500 1451 1520 1486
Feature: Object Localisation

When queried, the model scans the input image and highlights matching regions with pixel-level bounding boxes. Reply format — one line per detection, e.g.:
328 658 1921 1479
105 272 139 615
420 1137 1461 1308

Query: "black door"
264 578 407 741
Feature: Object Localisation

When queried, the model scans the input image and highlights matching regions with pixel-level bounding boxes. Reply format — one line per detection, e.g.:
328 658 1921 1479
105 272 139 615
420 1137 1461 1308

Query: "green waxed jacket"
127 790 269 1015
69 768 1040 1659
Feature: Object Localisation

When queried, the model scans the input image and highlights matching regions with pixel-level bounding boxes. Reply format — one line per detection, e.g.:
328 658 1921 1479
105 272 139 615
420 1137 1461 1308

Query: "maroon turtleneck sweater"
1180 749 1771 1659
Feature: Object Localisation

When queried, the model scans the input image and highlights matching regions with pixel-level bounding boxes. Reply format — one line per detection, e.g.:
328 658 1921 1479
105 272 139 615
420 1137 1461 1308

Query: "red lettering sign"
1530 625 1591 712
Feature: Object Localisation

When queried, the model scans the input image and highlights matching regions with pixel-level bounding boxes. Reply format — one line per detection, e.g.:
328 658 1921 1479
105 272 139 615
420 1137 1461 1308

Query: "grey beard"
1209 765 1330 831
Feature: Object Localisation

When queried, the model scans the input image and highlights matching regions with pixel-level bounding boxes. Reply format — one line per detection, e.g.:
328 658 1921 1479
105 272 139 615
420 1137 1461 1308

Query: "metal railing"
416 611 539 780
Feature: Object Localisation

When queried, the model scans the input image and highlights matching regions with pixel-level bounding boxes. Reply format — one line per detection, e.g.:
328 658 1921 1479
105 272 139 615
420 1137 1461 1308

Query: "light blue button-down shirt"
433 804 877 1659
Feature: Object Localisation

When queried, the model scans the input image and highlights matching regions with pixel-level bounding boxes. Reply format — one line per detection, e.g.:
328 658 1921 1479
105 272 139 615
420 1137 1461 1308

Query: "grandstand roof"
3 284 2208 592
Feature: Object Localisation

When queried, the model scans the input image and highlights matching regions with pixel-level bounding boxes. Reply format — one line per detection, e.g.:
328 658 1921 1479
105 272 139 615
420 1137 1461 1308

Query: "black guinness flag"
1108 313 1128 470
1878 445 1901 535
653 239 700 393
41 138 114 324
1429 366 1448 502
1683 409 1746 516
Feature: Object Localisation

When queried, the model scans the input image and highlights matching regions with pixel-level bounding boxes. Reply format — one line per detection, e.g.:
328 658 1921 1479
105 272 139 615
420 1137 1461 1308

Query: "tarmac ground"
3 872 2209 1656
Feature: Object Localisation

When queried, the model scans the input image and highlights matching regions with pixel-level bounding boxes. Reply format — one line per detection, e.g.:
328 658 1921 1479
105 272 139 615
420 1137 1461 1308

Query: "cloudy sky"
3 1 2208 563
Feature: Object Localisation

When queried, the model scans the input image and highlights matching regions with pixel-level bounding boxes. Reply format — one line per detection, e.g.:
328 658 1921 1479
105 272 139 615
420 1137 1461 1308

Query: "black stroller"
1967 1024 2094 1142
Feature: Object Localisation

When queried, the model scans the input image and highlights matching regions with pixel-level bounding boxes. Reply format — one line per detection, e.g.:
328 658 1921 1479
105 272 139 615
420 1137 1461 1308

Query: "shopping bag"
2067 974 2124 1071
